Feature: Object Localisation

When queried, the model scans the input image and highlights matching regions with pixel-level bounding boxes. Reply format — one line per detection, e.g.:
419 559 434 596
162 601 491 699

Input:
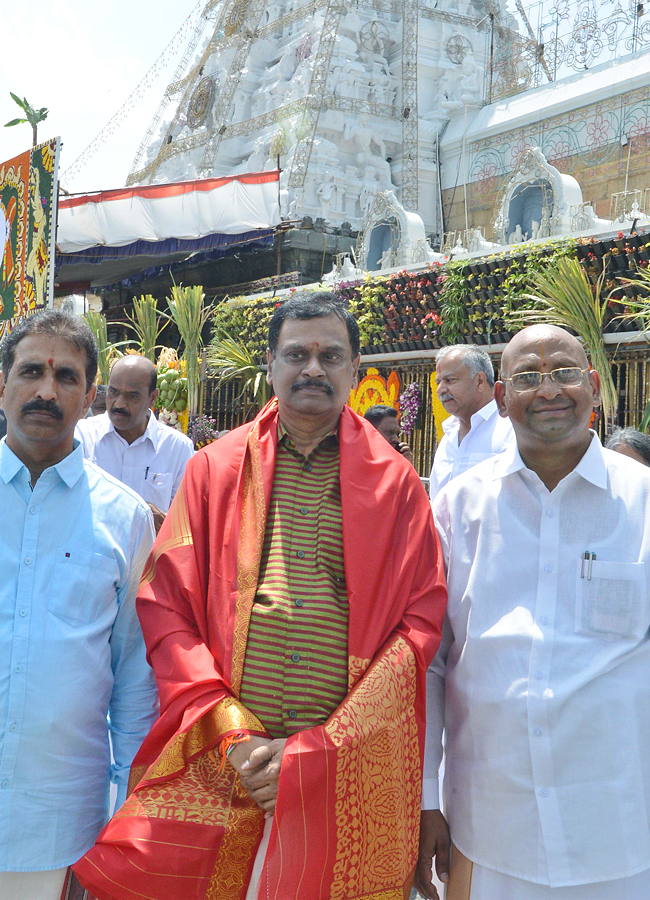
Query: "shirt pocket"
50 547 119 626
575 558 648 642
316 520 346 589
463 452 492 470
147 471 172 507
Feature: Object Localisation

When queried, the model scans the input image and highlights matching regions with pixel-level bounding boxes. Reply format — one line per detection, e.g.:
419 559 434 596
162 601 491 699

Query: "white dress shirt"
0 439 159 871
76 411 194 512
425 435 650 887
428 398 514 499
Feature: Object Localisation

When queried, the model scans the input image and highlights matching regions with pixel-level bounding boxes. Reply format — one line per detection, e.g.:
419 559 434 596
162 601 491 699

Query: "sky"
0 0 201 193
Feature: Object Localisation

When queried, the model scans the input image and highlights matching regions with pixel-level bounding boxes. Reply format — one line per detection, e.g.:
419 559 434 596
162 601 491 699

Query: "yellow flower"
41 144 55 174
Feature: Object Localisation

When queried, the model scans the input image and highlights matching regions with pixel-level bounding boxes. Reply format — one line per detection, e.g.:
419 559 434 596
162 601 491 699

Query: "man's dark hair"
267 292 360 359
605 427 650 466
1 309 98 390
364 405 398 427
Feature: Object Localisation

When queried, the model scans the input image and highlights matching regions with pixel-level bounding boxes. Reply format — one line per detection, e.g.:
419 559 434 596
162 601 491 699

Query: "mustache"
21 399 64 419
111 408 130 417
439 393 454 403
291 378 334 395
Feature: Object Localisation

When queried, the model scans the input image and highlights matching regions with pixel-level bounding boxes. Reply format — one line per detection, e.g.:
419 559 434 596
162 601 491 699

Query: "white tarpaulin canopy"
57 172 281 253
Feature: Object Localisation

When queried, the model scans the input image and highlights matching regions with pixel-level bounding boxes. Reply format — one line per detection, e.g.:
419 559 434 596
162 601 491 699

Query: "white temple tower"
128 0 511 241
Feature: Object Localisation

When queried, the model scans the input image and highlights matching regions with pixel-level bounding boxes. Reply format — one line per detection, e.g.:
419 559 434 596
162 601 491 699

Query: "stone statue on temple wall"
508 223 527 243
459 52 484 106
316 171 335 219
247 136 270 172
344 114 393 188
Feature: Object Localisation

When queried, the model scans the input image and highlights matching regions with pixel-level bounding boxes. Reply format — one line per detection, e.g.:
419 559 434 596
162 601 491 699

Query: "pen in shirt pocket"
581 551 596 580
145 466 149 481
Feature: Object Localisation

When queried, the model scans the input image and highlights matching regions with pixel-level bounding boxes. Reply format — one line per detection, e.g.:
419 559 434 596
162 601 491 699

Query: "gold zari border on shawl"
140 482 193 586
126 697 264 795
202 420 270 899
325 635 420 900
230 417 267 696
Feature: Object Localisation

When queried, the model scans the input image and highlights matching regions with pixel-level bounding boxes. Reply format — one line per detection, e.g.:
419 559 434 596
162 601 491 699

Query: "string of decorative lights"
60 0 203 188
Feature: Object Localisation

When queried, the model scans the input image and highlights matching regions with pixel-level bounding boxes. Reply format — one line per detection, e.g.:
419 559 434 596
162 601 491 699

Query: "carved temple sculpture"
125 0 511 238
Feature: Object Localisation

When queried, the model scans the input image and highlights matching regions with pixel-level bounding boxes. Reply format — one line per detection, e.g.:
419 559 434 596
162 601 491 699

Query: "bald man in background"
76 356 194 532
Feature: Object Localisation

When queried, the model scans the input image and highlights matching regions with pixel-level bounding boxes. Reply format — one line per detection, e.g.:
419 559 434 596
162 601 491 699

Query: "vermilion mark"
48 358 54 366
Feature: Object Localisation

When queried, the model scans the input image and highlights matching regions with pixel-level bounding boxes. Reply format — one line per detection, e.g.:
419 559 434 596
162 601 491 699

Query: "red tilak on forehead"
48 358 54 366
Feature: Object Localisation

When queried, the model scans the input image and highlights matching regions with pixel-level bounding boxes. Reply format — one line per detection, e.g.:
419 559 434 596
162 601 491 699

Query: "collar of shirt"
277 419 339 459
0 439 86 489
96 410 160 450
442 398 498 436
492 430 608 492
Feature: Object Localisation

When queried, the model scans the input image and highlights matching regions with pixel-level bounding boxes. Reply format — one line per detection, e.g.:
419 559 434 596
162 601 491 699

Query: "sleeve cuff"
421 776 440 810
111 766 129 811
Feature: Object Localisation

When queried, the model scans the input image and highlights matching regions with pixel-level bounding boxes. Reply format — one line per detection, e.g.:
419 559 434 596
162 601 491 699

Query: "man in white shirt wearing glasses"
417 324 650 899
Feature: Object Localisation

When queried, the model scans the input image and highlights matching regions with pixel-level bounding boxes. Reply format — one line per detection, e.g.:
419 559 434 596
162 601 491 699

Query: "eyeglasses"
504 367 590 393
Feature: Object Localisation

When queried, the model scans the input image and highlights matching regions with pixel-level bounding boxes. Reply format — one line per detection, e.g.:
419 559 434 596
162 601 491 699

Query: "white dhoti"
245 815 273 900
447 847 650 900
0 868 68 900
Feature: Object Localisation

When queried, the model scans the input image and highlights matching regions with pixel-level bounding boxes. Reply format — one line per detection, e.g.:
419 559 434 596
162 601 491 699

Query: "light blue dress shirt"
0 438 159 872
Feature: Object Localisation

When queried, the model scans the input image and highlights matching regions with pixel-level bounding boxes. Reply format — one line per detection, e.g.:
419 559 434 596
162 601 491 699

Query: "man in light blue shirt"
0 310 159 899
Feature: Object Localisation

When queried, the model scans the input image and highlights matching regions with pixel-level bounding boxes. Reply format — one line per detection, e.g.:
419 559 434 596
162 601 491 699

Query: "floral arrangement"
398 382 421 435
348 368 401 415
189 414 219 449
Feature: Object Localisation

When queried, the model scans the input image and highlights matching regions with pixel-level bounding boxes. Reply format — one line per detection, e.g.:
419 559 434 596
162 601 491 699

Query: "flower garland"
398 382 421 435
189 414 219 449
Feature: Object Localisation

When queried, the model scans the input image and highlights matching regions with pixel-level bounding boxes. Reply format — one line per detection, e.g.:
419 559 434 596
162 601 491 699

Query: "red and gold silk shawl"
74 399 447 900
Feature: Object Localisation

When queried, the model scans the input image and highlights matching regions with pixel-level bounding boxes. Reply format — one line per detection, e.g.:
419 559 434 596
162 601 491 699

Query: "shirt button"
19 609 27 617
296 550 305 559
1 780 9 789
24 557 32 566
544 564 552 573
29 506 37 515
300 507 309 516
303 463 313 472
9 724 16 732
540 788 549 797
541 616 549 626
13 665 22 673
288 709 297 719
535 670 543 680
295 599 304 607
546 509 555 517
534 727 542 736
291 653 301 662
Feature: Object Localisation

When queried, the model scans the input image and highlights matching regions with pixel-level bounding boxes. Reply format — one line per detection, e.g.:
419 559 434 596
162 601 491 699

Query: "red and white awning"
57 171 281 253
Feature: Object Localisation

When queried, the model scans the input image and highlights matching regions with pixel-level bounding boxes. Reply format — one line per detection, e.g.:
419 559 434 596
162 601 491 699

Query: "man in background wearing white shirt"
417 324 650 899
76 355 194 533
429 345 514 500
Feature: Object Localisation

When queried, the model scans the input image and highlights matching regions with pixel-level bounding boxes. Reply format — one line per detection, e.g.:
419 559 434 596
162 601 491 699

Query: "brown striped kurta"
238 424 348 738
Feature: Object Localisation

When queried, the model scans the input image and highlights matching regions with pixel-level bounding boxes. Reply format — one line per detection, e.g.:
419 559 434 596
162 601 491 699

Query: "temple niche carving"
355 191 442 271
493 147 607 244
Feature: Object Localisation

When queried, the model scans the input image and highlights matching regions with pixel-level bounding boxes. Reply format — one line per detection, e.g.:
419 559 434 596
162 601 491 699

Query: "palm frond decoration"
166 284 213 416
505 256 618 422
206 335 271 410
83 310 128 384
613 267 650 431
125 295 168 362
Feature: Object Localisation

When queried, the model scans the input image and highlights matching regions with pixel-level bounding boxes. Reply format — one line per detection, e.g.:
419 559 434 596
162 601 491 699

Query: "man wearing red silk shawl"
75 292 447 900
